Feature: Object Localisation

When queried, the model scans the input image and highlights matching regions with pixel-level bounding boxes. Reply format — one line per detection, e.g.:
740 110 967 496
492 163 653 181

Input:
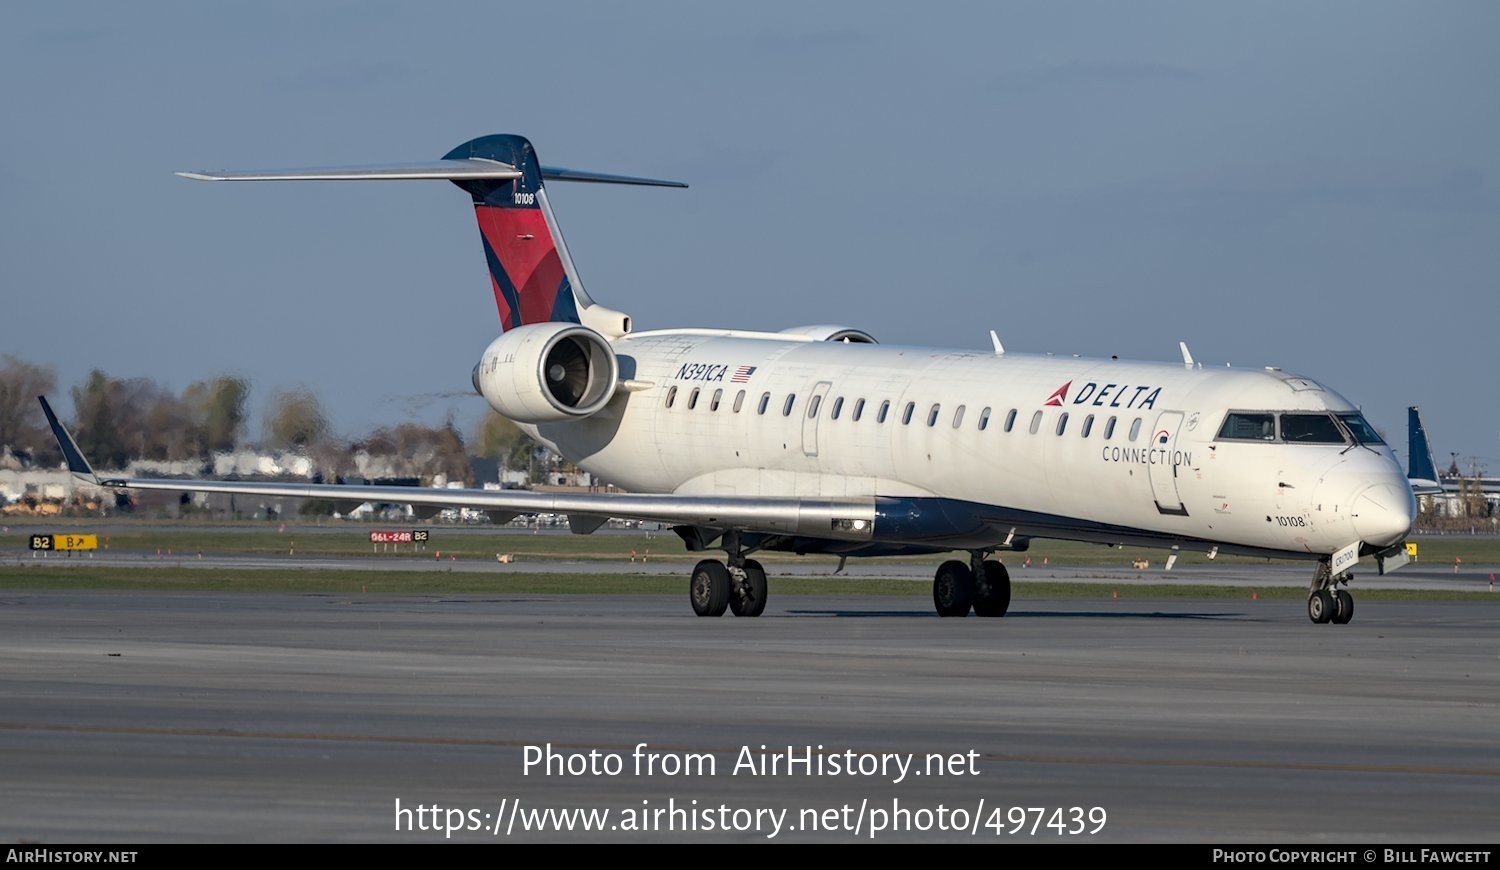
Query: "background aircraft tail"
1407 406 1444 494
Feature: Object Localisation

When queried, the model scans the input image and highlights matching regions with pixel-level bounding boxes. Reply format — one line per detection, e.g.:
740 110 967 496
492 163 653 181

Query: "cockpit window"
1280 413 1346 444
1337 413 1384 445
1217 413 1275 441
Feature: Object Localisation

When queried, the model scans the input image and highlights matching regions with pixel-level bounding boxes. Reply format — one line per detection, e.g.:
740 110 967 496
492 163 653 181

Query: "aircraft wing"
37 398 873 540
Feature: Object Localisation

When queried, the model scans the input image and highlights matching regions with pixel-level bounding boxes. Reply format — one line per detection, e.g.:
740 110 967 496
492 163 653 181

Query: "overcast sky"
2 2 1496 471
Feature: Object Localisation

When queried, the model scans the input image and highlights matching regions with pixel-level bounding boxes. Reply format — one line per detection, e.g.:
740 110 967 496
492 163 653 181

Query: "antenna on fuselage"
989 330 1005 355
1179 341 1195 368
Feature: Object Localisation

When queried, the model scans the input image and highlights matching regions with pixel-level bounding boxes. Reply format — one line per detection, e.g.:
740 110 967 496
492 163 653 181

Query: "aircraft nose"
1350 482 1417 548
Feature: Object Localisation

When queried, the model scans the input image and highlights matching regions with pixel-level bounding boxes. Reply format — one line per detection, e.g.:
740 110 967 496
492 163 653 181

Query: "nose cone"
1351 482 1417 548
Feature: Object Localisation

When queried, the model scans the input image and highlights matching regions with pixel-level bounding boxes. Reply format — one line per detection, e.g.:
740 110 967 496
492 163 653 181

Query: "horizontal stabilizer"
179 134 685 339
540 166 687 188
177 160 523 182
178 162 686 188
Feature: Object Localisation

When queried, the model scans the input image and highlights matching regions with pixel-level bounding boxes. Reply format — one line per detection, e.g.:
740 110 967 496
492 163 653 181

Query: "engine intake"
472 323 619 423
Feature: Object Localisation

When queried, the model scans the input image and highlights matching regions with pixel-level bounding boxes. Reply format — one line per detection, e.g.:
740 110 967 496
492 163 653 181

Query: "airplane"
39 133 1418 624
1408 405 1447 496
1407 405 1500 506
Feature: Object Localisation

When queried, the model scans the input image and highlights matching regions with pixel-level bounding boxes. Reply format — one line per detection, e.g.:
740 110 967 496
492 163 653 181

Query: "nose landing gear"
1308 560 1355 625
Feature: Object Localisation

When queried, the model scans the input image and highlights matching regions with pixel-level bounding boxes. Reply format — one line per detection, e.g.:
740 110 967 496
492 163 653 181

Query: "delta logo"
1043 380 1163 410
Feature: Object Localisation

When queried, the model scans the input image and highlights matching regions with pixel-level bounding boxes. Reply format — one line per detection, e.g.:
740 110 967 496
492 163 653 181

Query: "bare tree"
0 354 59 465
356 419 471 485
264 388 329 451
474 410 538 472
70 370 203 466
140 387 195 461
184 375 250 456
71 369 128 470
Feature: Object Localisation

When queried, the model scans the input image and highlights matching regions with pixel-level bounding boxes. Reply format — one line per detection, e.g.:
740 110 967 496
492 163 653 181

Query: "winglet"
36 396 98 482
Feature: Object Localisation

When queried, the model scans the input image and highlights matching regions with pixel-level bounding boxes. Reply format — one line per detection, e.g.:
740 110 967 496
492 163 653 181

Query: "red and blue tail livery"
445 135 576 331
177 134 685 335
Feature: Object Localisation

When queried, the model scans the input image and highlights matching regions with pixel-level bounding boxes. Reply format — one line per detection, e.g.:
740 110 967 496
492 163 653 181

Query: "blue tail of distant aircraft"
1407 406 1439 483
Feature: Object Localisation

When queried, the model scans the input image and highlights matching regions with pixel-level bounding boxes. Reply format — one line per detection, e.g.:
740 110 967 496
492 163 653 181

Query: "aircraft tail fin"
1407 406 1443 492
179 134 685 338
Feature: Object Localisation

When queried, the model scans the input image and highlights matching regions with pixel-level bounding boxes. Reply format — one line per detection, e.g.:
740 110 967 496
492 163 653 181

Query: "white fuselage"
516 330 1414 560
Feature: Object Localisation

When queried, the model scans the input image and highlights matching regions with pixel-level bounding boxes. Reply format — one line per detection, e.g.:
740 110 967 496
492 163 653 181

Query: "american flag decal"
730 365 757 383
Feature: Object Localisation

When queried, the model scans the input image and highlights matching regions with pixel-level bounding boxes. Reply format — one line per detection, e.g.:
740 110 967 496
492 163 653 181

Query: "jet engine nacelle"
778 324 879 344
472 323 619 423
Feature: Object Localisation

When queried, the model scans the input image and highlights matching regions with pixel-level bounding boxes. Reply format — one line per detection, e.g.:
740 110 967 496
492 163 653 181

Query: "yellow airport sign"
1405 542 1418 557
29 534 99 551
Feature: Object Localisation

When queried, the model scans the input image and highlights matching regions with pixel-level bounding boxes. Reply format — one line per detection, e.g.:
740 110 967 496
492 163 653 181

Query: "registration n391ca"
42 134 1416 624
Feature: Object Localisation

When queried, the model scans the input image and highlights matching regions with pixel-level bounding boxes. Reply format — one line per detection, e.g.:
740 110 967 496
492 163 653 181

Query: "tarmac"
2 583 1498 842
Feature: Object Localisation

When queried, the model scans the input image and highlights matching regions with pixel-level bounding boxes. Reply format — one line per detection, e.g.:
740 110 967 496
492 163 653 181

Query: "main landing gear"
1307 560 1355 625
933 551 1012 618
686 536 1014 619
689 531 767 618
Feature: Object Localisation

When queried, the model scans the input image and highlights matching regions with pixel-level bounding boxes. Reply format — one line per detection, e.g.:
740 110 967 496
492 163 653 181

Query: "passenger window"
665 386 677 408
688 387 700 410
1104 416 1116 440
978 407 991 431
1081 414 1093 438
830 397 843 420
902 402 916 425
878 400 890 424
1217 412 1275 441
1005 409 1018 433
783 394 796 417
710 389 722 412
1056 412 1069 436
1029 411 1043 434
927 404 940 427
952 405 966 429
758 392 770 415
853 398 865 421
1129 418 1142 441
733 390 746 413
807 395 821 419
